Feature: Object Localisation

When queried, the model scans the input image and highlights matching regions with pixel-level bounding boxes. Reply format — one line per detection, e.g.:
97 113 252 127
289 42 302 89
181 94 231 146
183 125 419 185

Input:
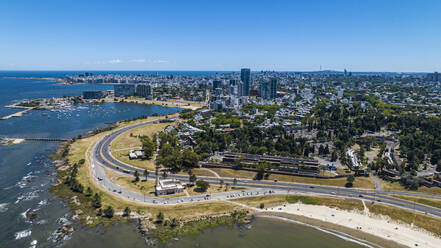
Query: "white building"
129 150 143 160
155 179 184 195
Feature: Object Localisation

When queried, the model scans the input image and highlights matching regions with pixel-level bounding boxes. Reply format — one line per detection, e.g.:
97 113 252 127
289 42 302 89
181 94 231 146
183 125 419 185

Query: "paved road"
89 117 441 218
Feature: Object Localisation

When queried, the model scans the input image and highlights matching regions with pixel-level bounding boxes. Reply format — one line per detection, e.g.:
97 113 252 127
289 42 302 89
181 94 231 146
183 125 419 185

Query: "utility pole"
154 136 161 196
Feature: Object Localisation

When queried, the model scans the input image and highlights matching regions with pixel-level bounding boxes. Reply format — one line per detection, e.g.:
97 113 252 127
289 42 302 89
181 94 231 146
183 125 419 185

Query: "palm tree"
134 171 140 182
143 169 149 181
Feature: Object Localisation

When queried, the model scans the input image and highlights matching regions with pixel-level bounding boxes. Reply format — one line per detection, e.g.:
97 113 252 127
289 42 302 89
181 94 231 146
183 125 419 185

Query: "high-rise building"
260 81 268 99
114 84 135 97
237 81 244 97
135 84 152 97
213 80 221 90
269 78 278 99
240 68 251 96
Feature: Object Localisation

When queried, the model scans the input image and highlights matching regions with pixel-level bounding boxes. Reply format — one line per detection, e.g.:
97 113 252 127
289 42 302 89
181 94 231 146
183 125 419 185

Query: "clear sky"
1 0 440 72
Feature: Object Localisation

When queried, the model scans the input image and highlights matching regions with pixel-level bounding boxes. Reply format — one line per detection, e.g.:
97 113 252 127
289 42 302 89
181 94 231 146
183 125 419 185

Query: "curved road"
90 117 441 218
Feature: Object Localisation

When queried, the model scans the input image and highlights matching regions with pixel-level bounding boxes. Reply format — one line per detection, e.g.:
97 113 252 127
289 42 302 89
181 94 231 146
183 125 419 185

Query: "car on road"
274 179 278 182
359 194 363 197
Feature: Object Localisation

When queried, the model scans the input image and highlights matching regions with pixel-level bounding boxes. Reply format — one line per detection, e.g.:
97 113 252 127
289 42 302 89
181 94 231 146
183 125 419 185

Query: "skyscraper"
269 78 278 99
260 81 268 99
240 68 250 96
237 81 244 97
212 80 221 91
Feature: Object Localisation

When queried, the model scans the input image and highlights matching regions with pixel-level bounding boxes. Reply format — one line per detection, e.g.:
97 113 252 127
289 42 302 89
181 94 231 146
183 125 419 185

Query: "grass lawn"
177 168 226 177
391 195 441 209
210 168 257 179
268 174 375 189
110 122 172 150
367 203 441 237
110 152 156 171
186 185 247 196
209 168 375 189
381 180 441 196
109 119 176 170
232 194 364 211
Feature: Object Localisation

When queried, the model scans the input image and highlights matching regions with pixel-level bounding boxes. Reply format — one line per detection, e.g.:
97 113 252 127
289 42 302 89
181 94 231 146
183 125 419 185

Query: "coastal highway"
90 117 441 217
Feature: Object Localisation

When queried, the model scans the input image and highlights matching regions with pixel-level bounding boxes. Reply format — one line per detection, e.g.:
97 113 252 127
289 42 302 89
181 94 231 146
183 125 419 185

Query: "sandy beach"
266 202 441 248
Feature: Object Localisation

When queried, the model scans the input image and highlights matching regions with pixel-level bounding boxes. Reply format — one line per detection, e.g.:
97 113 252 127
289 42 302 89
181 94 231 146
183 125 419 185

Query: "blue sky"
1 0 440 72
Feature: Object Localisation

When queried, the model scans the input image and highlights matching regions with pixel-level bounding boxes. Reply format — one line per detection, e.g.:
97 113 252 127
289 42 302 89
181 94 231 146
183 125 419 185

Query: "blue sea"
0 71 363 248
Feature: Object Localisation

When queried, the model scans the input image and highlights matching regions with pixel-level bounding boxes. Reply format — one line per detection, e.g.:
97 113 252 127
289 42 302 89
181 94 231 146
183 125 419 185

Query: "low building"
129 150 143 160
222 152 319 174
155 179 184 195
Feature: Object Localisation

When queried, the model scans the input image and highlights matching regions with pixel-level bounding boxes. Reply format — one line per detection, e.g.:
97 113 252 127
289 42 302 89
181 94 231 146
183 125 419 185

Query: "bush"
93 193 102 208
123 207 131 217
104 206 114 218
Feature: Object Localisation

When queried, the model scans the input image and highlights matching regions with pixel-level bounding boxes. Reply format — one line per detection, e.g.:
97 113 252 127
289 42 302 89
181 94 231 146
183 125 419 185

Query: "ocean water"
0 72 364 248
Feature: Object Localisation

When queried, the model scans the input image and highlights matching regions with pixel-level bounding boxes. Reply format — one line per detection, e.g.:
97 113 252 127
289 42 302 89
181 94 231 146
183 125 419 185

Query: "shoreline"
257 202 441 248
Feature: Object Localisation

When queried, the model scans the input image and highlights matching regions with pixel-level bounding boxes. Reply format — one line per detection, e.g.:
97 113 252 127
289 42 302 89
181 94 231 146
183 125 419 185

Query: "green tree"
104 206 114 218
143 169 149 181
346 175 355 187
134 170 140 182
156 212 164 223
140 136 155 159
189 173 197 184
181 148 200 168
196 180 210 192
123 207 131 217
85 186 93 197
93 193 102 208
331 150 338 162
225 183 230 191
233 178 237 186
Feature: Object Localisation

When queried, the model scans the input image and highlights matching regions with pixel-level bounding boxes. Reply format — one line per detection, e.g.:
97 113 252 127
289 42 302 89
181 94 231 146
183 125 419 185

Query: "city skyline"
1 0 441 72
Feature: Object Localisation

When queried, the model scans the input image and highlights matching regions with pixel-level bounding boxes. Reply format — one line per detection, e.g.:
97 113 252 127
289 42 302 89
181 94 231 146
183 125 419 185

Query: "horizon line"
0 69 436 74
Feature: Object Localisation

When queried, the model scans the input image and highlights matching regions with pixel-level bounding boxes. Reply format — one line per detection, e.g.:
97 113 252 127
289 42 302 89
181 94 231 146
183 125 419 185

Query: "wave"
0 202 8 213
15 229 32 240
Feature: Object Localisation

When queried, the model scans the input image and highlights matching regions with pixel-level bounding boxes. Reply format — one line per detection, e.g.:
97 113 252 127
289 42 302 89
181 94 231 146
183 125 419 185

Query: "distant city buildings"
113 84 152 98
426 72 439 82
82 91 106 99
